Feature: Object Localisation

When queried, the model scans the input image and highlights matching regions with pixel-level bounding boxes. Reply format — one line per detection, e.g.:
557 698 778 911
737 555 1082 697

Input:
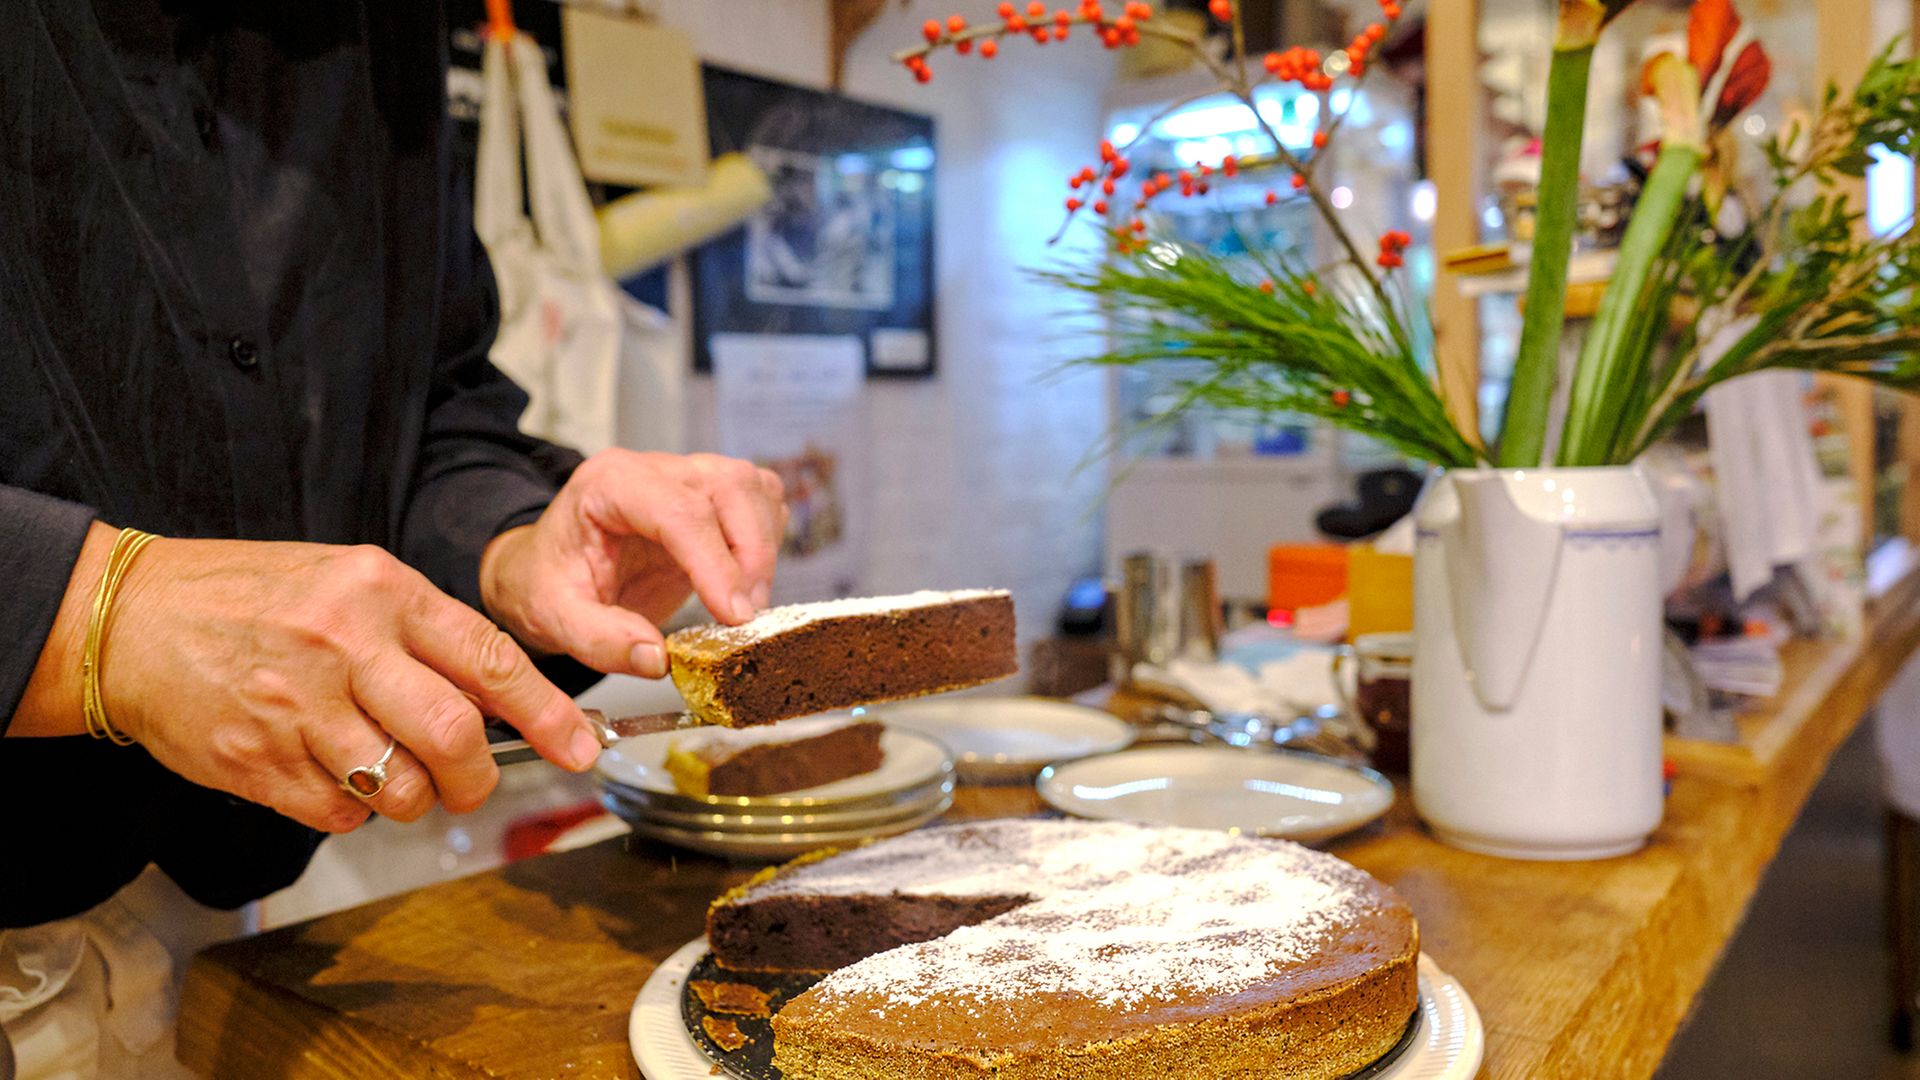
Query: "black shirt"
1 0 584 926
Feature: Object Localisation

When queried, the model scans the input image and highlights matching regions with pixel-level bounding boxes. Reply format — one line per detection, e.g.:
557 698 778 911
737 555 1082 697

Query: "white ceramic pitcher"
1411 466 1664 860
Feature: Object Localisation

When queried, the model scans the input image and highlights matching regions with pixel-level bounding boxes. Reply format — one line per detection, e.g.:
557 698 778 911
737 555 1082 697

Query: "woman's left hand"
479 450 788 678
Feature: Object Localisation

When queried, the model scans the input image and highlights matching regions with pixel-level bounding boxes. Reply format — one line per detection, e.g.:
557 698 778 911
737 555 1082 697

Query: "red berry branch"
894 0 1411 309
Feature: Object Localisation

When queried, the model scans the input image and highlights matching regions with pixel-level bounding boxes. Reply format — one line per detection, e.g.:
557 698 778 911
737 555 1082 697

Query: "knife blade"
487 708 705 767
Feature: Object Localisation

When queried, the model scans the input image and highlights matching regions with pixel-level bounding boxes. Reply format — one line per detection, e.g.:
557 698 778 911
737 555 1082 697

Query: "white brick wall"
668 2 1120 669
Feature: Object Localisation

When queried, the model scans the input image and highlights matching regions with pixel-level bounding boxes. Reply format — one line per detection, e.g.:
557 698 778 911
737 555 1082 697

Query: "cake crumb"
690 979 773 1017
700 1016 748 1052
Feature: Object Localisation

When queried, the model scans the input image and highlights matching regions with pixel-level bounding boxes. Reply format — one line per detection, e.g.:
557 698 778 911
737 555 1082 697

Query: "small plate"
1036 746 1394 843
602 774 954 833
874 698 1135 782
595 726 952 812
610 793 953 861
630 937 1482 1080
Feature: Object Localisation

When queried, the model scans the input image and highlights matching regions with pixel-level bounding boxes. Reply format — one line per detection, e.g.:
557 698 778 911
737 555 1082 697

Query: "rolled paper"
596 152 774 279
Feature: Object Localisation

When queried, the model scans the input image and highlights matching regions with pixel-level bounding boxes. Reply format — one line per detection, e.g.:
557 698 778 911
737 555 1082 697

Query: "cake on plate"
662 716 885 798
707 819 1419 1080
667 590 1016 727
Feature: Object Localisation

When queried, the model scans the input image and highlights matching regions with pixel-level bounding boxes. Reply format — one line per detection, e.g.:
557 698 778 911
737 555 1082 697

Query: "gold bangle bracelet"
81 527 158 746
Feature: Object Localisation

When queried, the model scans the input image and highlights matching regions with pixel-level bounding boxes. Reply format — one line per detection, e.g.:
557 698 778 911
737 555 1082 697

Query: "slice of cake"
706 819 1419 1080
662 716 885 798
667 590 1016 728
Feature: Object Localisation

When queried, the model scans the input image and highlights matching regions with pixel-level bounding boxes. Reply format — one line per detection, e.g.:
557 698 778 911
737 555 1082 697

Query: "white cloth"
1879 650 1920 820
0 868 251 1080
475 33 684 456
1704 364 1825 602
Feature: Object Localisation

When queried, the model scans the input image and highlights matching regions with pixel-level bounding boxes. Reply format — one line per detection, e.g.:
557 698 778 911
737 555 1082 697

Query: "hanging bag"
474 30 682 454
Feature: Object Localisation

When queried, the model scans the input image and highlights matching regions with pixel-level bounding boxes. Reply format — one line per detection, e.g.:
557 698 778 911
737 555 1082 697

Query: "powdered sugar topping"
746 819 1383 1010
674 589 1008 650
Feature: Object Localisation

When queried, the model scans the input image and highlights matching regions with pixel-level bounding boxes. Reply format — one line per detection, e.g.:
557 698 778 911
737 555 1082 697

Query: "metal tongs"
486 708 704 767
1151 702 1370 765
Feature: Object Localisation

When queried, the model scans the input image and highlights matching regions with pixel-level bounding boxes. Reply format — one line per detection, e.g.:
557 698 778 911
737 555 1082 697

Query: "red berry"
1101 178 1116 195
1291 174 1307 189
923 19 943 41
1265 190 1279 205
1131 219 1146 233
1222 155 1238 176
1055 9 1072 25
999 1 1016 16
1113 13 1135 32
1258 279 1275 294
1093 200 1109 214
1027 0 1046 15
1101 26 1121 47
948 14 967 32
1209 0 1234 21
1080 166 1098 181
980 37 1001 56
1067 197 1083 211
1366 23 1386 41
1123 27 1140 45
1384 3 1402 18
1032 26 1050 42
915 65 933 83
1264 52 1283 74
1069 175 1084 189
1313 131 1328 148
1332 389 1351 406
1111 158 1130 177
956 39 973 53
1101 140 1117 162
1304 281 1317 296
1007 14 1028 31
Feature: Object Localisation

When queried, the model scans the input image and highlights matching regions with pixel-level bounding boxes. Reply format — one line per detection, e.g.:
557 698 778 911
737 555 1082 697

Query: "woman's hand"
92 532 601 833
479 450 789 678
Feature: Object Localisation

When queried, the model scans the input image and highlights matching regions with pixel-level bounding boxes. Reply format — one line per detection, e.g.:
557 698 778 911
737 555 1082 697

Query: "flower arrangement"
894 0 1920 469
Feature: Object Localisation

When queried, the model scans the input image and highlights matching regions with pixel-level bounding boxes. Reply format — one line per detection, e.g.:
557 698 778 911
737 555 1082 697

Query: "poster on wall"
712 334 870 603
693 67 936 378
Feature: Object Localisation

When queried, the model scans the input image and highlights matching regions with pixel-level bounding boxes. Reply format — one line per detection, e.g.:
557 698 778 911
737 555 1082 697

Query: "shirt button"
228 337 259 370
193 107 218 149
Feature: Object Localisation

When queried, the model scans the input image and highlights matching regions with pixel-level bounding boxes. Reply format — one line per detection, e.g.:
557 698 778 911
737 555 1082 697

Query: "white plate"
603 775 953 833
595 726 952 809
612 793 952 860
873 697 1135 781
1036 746 1394 843
630 937 1482 1080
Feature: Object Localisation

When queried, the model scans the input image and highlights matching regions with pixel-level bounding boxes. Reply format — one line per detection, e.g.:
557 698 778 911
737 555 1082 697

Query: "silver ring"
340 737 397 799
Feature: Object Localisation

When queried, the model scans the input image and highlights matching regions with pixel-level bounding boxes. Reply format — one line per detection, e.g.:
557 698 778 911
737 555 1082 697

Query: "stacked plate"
593 724 955 861
871 697 1136 783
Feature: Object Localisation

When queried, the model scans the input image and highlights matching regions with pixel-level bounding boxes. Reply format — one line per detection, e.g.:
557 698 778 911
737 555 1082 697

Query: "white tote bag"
475 33 683 455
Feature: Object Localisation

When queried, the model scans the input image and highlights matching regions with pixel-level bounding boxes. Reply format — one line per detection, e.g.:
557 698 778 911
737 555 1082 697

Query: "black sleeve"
0 486 96 737
396 124 601 695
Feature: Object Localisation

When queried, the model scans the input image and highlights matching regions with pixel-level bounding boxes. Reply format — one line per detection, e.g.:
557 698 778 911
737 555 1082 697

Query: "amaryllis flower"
1639 0 1772 213
1640 0 1773 148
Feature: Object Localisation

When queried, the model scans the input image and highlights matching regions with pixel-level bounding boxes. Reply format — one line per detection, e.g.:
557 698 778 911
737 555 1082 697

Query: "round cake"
706 819 1419 1079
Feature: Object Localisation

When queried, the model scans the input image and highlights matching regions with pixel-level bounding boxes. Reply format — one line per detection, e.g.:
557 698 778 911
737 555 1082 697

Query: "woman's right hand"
36 526 603 833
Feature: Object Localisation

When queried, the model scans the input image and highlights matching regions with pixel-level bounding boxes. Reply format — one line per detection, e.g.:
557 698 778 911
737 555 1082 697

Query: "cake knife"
486 708 704 767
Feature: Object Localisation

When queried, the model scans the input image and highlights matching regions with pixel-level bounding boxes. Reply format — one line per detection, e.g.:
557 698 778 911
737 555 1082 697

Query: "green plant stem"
1497 43 1595 467
1556 142 1703 465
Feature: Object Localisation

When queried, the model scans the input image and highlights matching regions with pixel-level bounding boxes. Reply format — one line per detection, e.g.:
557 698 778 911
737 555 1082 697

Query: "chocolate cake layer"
667 590 1016 727
664 717 885 797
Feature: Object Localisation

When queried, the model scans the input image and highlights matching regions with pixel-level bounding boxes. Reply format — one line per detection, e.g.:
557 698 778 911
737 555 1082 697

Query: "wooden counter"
177 570 1920 1080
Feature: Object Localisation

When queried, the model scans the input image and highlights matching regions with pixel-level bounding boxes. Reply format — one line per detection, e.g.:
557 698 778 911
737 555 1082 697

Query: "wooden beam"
1425 0 1484 449
1818 0 1881 552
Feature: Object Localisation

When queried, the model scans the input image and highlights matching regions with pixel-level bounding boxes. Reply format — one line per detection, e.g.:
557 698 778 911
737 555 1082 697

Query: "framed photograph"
693 67 936 378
